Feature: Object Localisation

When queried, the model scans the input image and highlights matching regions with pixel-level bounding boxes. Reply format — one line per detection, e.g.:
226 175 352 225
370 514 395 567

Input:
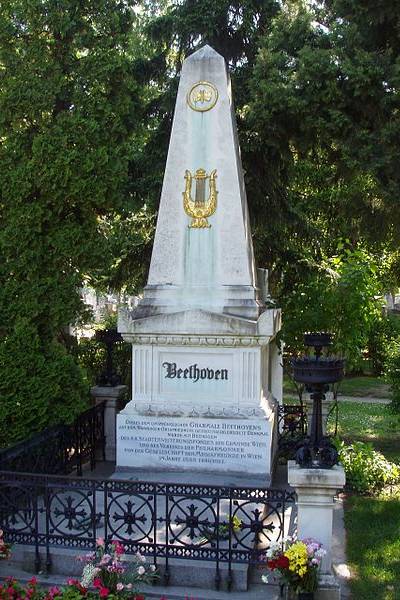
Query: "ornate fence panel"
0 402 105 476
277 404 307 457
0 471 296 589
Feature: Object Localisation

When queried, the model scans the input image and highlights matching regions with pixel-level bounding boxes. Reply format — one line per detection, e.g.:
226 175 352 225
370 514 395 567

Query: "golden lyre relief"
183 168 218 228
187 81 218 112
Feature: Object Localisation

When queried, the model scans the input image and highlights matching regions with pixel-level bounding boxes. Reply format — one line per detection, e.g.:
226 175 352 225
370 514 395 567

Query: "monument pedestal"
116 308 281 482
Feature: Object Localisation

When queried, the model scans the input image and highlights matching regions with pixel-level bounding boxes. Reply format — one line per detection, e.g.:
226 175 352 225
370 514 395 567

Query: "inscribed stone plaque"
117 414 271 475
158 350 233 400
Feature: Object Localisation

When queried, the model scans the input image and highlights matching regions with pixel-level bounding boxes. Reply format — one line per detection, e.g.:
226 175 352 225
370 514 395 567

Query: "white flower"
150 565 156 572
135 552 146 563
137 566 146 576
81 564 99 588
261 575 269 584
116 583 124 591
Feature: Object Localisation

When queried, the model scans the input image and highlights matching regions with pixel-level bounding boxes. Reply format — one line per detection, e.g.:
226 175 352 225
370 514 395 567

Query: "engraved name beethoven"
162 362 228 382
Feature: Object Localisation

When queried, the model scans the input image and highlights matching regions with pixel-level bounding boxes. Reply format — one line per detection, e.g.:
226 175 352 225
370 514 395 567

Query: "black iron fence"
277 404 307 457
0 470 295 589
0 402 105 476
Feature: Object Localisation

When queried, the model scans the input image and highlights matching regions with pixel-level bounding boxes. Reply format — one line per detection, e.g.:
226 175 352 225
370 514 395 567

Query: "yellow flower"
284 542 309 577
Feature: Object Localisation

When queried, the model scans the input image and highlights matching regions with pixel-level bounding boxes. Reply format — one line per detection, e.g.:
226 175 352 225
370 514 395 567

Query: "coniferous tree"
0 0 140 444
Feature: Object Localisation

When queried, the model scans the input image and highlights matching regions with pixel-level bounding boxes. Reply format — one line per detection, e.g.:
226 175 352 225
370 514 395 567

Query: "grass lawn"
327 401 400 463
338 376 390 398
345 495 400 600
328 401 400 599
283 374 390 398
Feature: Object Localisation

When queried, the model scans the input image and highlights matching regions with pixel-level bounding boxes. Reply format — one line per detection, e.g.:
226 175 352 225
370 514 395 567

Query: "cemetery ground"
329 401 400 600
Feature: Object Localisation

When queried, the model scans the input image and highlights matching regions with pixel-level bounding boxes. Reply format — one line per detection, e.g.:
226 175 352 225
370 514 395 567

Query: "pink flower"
99 587 110 598
116 583 124 591
112 541 124 556
93 579 102 589
80 552 95 563
28 577 37 586
96 537 105 547
100 553 112 565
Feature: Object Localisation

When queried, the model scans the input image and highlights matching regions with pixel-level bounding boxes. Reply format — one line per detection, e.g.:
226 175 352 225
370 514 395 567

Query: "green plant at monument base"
335 440 400 495
0 0 142 446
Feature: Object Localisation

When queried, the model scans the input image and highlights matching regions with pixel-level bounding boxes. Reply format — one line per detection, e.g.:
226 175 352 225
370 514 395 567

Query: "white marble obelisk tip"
136 44 260 319
185 45 224 61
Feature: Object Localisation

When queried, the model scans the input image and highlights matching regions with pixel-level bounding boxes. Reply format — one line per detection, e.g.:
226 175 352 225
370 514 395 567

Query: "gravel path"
285 393 390 405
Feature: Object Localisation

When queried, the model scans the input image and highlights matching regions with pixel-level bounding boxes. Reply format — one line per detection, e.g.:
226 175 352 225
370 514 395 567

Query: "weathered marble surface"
130 45 260 320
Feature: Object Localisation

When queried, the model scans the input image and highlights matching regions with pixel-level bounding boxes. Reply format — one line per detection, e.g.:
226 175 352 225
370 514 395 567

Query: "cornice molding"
120 334 270 347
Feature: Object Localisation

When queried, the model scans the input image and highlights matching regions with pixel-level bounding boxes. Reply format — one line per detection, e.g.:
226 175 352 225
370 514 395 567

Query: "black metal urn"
95 328 123 387
292 332 345 468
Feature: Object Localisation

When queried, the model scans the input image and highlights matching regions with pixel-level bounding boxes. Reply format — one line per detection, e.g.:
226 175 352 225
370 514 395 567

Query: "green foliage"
384 338 400 413
140 1 400 368
367 314 400 376
336 439 400 494
247 0 400 343
75 336 131 393
280 244 383 370
0 322 88 447
0 0 140 445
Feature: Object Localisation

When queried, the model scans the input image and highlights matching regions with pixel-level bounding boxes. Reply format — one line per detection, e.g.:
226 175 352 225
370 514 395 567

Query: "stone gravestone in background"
117 45 282 484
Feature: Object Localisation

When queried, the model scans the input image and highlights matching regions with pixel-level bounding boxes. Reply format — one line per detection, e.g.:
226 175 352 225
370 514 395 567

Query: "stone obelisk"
117 46 282 483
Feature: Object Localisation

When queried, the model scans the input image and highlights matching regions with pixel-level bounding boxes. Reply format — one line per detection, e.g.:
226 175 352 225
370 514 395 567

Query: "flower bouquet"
262 538 326 599
74 538 157 598
0 530 11 560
